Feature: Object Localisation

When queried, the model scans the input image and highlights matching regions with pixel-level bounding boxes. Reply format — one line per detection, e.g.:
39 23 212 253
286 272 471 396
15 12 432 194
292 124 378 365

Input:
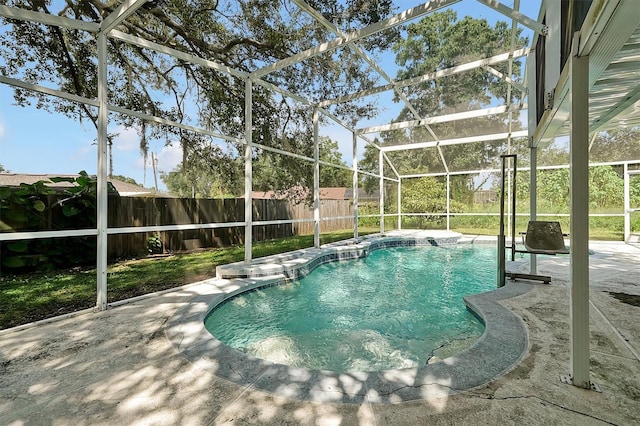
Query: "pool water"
204 244 496 372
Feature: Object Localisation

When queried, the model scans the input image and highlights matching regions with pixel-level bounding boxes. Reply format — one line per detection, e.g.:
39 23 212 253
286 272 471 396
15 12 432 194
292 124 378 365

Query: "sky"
0 0 541 191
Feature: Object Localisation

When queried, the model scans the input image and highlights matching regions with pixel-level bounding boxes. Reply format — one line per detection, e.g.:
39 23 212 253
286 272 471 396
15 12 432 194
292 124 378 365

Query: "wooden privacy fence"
108 197 353 258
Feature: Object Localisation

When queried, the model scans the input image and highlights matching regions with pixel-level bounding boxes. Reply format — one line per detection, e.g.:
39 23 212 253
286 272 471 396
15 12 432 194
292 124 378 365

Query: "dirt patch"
607 292 640 307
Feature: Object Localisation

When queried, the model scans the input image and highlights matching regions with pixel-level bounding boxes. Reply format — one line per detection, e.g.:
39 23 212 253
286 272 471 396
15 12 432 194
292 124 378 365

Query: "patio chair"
506 220 569 284
520 220 569 255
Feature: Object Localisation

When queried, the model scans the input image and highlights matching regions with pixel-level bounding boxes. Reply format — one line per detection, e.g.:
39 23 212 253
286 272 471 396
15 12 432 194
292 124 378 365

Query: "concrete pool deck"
1 237 639 424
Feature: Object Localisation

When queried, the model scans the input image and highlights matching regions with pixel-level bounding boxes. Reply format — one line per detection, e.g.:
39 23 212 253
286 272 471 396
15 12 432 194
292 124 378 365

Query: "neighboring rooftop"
0 173 152 197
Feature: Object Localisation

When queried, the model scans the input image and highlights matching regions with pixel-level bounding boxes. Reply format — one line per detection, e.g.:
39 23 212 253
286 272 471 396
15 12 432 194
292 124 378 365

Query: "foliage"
0 171 102 271
359 11 528 192
146 233 163 254
0 229 376 329
160 134 350 200
160 137 242 198
513 165 640 213
0 0 398 183
110 174 141 186
0 164 9 173
396 177 464 228
590 127 640 163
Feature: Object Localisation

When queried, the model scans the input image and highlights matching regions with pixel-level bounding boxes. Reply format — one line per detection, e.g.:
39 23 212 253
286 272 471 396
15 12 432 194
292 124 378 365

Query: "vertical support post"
379 149 384 234
569 34 590 389
352 133 359 239
244 79 253 262
511 155 517 261
313 108 320 248
498 155 507 288
96 32 108 311
527 51 538 274
446 174 451 231
530 145 538 274
397 178 402 230
624 163 630 242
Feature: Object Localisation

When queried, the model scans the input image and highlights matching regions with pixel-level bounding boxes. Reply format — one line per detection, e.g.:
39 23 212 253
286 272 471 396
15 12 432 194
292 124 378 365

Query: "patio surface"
1 239 639 425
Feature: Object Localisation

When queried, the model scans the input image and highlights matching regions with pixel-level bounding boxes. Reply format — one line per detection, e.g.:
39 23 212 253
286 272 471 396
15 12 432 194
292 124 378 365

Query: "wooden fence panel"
5 194 354 259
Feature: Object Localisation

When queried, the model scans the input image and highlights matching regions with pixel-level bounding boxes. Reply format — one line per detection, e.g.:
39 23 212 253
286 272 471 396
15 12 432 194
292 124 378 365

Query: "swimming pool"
166 231 532 403
205 245 495 372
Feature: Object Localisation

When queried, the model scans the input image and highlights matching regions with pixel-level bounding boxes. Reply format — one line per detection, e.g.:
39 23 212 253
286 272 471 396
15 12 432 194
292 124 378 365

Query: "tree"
0 164 9 173
161 136 242 198
590 127 640 163
359 11 529 207
252 135 351 202
389 9 528 159
1 1 399 183
399 176 464 228
110 175 141 186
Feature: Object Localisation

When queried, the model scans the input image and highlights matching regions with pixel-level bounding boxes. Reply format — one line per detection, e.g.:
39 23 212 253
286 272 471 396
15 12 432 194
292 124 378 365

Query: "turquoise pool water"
204 244 496 372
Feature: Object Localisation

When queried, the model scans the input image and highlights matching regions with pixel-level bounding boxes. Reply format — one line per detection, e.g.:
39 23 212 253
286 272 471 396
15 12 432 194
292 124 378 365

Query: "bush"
0 172 102 272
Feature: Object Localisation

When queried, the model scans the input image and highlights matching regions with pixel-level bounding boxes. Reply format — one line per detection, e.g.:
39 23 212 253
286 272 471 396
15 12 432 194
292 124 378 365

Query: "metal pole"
397 178 401 229
313 108 320 248
569 33 591 389
244 79 253 262
527 50 539 275
379 149 384 234
96 31 108 311
511 155 517 261
353 133 359 239
498 155 507 288
530 145 538 274
446 174 451 231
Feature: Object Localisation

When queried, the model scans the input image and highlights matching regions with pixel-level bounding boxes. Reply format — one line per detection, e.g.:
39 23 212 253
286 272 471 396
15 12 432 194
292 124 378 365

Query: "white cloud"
135 141 182 172
113 125 139 152
0 117 5 139
157 142 183 171
70 145 93 161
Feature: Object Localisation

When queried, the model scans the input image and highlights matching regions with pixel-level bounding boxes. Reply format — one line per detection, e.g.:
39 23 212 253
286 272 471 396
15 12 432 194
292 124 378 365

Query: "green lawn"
0 230 375 330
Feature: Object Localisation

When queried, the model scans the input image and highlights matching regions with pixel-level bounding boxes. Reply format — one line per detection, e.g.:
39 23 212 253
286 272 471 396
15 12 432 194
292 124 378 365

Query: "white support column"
569 34 591 389
624 163 630 242
446 174 451 231
379 149 384 234
96 32 108 311
397 178 402 230
313 108 320 248
353 133 359 239
527 52 538 274
244 79 253 262
530 145 538 274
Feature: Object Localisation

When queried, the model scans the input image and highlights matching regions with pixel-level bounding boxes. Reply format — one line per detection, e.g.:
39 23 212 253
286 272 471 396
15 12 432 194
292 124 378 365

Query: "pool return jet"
497 154 569 287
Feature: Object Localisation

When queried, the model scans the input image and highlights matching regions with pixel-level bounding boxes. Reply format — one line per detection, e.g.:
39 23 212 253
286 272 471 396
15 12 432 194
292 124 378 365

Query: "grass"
0 222 628 330
0 230 375 330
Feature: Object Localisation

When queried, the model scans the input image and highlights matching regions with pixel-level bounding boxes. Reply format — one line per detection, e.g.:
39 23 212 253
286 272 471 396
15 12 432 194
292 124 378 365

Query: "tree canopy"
1 0 398 191
359 10 529 206
161 135 350 199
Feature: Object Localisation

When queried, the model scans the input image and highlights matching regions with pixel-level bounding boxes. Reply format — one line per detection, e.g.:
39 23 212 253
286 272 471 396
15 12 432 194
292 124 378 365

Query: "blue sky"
0 1 541 191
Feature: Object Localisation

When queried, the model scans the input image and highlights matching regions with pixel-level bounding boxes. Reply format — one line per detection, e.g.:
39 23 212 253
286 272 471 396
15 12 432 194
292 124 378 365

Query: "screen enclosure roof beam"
381 130 528 152
358 103 527 134
0 4 99 31
250 0 461 78
100 0 147 33
475 0 546 34
318 47 530 107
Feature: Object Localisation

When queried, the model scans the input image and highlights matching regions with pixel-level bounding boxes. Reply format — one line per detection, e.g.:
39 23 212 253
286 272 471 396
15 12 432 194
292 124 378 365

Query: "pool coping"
215 229 462 279
166 231 533 403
